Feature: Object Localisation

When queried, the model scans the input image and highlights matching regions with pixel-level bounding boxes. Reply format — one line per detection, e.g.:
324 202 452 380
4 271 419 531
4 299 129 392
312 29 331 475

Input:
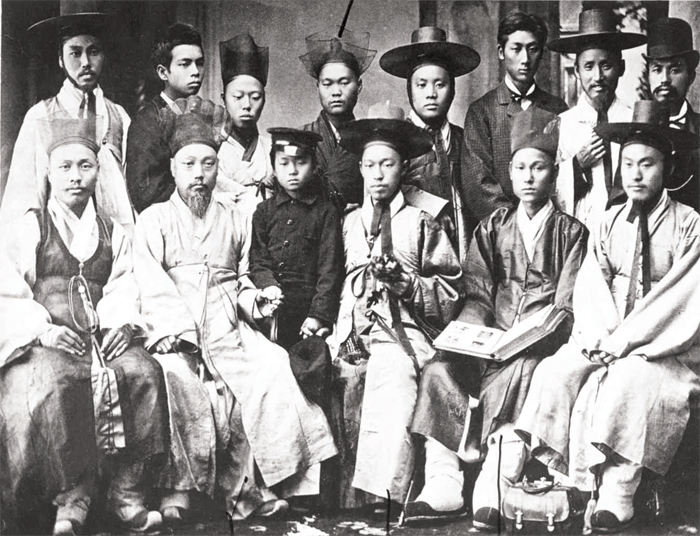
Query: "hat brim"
27 13 115 57
547 32 646 54
645 49 700 69
596 122 699 153
339 119 433 160
380 42 481 78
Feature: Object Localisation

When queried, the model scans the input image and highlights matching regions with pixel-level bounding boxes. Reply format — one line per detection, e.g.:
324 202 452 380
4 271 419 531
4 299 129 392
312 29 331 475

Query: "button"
283 240 290 247
278 262 285 269
102 139 107 145
287 219 293 225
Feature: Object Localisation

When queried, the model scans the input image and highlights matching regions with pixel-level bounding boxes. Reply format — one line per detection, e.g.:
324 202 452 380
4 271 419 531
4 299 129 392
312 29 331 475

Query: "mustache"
653 85 680 98
79 68 96 76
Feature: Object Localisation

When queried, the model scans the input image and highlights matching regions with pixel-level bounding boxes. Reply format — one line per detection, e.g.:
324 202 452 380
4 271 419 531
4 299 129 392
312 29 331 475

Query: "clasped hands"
587 349 619 366
369 254 414 297
256 286 330 338
39 324 133 361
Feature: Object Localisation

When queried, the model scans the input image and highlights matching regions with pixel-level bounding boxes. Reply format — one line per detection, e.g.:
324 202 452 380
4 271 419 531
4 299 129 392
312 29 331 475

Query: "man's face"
510 147 556 207
575 48 625 111
158 44 204 98
59 34 105 92
171 143 218 218
360 143 403 202
48 143 99 214
621 142 666 203
317 62 362 117
410 64 453 125
274 152 314 195
649 56 694 111
223 75 265 131
498 30 543 89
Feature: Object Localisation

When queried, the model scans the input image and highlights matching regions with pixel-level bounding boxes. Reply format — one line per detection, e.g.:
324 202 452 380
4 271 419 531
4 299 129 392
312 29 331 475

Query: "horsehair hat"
220 33 269 88
40 112 102 156
267 128 322 157
299 27 377 79
596 100 699 154
380 26 481 79
338 102 432 160
645 18 699 70
510 107 559 158
547 8 646 54
27 11 116 56
160 96 232 156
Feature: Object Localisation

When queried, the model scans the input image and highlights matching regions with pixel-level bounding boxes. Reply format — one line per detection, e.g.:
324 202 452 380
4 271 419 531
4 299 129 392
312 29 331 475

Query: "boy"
250 128 343 350
327 103 463 512
408 107 588 527
513 100 700 533
126 23 204 212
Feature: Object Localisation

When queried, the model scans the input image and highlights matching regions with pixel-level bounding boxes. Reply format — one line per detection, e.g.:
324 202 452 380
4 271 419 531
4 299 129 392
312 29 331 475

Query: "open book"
433 304 568 362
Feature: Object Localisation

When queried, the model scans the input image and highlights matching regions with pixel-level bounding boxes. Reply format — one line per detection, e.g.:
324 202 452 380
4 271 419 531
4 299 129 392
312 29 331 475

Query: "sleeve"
249 202 280 289
125 104 175 213
461 101 513 222
456 216 497 326
96 220 142 331
308 204 343 325
405 213 464 334
552 221 589 312
0 213 51 367
132 210 198 350
234 211 263 324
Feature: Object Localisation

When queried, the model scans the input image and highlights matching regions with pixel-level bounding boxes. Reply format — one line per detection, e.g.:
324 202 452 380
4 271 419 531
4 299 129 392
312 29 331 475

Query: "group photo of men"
0 0 698 535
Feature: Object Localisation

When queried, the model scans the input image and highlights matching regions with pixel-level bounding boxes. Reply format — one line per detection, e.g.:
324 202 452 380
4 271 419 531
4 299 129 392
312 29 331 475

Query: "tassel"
582 473 599 535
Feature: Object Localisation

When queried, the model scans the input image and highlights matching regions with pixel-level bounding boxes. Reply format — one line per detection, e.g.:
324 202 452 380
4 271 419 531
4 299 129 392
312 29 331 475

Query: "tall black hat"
219 33 269 88
299 27 376 79
646 18 699 70
510 107 560 158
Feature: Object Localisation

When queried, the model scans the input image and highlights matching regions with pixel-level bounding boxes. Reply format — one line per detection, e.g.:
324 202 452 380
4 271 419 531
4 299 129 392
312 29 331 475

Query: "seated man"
327 103 463 512
513 100 700 533
407 107 588 527
0 117 168 535
133 96 337 521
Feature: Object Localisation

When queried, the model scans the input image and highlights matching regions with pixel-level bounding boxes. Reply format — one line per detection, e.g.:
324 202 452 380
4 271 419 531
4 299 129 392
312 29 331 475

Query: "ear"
689 69 696 86
221 92 225 104
498 44 505 62
156 64 169 83
551 163 559 183
619 59 626 78
573 61 581 81
357 77 363 96
58 51 64 70
170 157 176 177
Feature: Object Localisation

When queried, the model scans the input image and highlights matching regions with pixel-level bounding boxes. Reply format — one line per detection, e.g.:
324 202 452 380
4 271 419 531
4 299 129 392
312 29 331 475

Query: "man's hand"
39 325 86 356
300 317 330 339
155 335 177 354
384 272 414 297
256 286 284 318
588 349 619 366
576 132 606 169
101 324 133 361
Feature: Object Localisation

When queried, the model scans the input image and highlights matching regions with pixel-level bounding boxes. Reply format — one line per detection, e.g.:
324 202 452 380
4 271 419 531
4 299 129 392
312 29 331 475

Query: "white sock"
415 438 464 511
595 461 644 523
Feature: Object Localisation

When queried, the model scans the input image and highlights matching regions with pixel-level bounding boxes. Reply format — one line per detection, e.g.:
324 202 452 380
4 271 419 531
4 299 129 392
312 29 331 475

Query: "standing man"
462 12 568 224
548 8 646 228
380 26 481 265
217 33 274 213
300 28 376 210
126 23 204 213
647 17 700 211
1 12 134 232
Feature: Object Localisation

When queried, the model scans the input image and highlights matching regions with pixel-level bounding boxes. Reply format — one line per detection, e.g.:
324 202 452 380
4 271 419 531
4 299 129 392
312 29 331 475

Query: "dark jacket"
126 95 174 213
668 104 700 212
250 188 343 348
301 111 364 208
461 82 568 222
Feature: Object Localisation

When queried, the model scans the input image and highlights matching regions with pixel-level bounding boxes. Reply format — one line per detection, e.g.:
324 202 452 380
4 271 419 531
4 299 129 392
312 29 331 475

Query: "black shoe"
403 500 467 524
591 510 635 533
472 507 501 532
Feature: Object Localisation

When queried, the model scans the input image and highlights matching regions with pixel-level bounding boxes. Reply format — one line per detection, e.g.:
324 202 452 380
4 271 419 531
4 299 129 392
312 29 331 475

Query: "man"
512 100 700 533
300 27 376 210
548 7 646 228
1 12 134 232
0 117 168 535
380 26 480 265
647 17 700 211
327 103 463 512
126 23 204 213
217 33 274 213
133 96 337 521
407 108 588 527
462 12 568 224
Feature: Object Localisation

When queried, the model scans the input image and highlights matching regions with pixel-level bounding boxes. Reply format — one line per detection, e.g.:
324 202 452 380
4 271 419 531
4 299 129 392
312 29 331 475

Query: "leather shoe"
403 500 467 524
592 510 635 533
472 507 502 532
52 520 78 536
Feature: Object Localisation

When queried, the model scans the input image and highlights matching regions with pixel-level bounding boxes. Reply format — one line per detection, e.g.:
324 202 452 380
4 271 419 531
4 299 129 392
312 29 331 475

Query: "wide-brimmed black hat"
596 100 699 154
510 107 559 158
160 96 232 156
645 18 699 69
547 8 646 54
299 27 376 79
339 102 432 160
28 12 114 51
268 128 322 157
379 26 481 79
220 33 269 88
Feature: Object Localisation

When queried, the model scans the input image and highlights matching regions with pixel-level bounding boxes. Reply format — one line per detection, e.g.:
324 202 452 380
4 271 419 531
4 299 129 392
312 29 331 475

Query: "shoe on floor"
161 506 185 527
53 519 78 536
592 510 635 534
472 507 502 532
403 500 467 523
125 510 163 533
255 499 289 518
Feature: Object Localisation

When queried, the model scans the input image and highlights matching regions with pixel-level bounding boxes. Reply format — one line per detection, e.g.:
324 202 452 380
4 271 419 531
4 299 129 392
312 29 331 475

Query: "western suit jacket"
668 104 700 212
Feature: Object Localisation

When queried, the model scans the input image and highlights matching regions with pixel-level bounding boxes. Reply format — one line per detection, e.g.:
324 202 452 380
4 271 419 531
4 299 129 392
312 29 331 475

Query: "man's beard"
186 187 212 219
63 67 99 92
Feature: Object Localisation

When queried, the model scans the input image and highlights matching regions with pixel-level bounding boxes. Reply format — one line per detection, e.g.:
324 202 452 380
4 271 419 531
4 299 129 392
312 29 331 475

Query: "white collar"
47 196 99 262
669 101 689 124
160 91 182 113
58 78 105 112
409 110 451 150
504 75 536 97
516 199 554 262
623 189 668 230
360 190 406 233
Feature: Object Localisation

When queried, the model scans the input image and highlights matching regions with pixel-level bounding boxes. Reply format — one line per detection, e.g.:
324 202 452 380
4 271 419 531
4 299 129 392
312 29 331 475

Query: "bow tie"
669 116 687 129
510 92 523 103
